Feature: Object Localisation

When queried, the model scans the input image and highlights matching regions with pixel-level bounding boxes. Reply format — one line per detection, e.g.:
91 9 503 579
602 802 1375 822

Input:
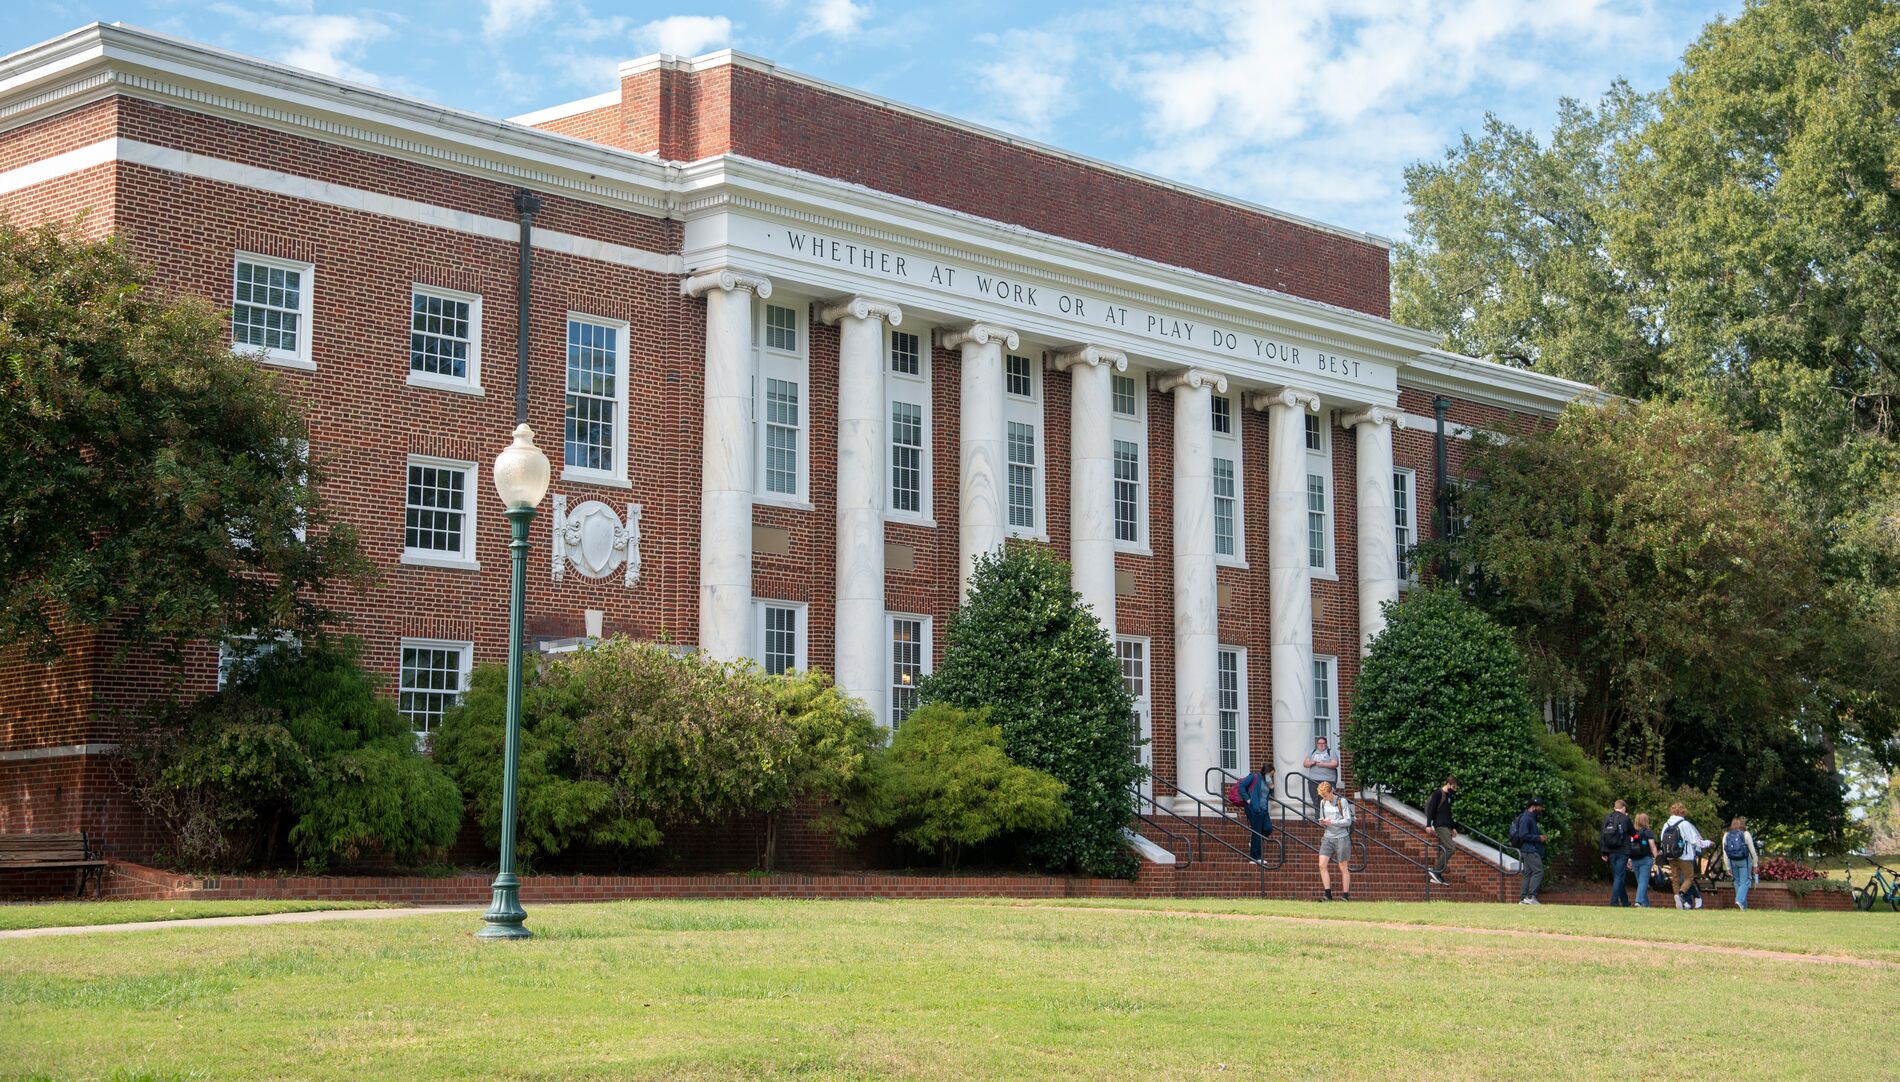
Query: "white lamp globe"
493 423 552 510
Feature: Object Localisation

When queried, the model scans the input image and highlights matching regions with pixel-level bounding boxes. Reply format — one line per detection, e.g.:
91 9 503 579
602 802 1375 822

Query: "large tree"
0 223 367 658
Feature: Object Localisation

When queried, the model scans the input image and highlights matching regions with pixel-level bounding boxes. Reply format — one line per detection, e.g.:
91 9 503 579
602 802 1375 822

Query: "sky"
16 0 1740 239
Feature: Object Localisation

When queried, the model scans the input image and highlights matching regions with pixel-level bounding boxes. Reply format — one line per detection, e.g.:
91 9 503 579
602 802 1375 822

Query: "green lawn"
1 898 1892 1080
0 899 385 932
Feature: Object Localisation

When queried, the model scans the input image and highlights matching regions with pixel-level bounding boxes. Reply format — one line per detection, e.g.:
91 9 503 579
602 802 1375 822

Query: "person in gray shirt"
1315 780 1354 901
1303 736 1340 807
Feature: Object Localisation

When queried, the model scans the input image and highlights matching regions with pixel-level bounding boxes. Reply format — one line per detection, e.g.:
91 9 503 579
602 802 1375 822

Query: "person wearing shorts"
1315 780 1354 901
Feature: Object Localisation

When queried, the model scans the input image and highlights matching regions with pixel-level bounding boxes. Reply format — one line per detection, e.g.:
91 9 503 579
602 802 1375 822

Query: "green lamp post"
479 422 550 940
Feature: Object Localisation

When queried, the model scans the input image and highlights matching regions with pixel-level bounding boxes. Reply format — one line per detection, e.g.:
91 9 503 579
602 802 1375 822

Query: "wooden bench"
0 832 108 897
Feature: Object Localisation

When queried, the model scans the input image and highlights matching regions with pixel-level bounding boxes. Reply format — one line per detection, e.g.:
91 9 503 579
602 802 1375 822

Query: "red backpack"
1226 778 1247 808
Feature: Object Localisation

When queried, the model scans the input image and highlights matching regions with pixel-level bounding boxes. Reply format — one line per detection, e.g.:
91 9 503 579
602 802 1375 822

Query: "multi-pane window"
1005 354 1033 397
891 401 924 513
1213 458 1237 557
1313 656 1335 743
1117 638 1146 700
890 330 921 376
1112 373 1138 417
1394 468 1416 582
1217 647 1244 772
232 255 311 366
399 640 471 739
764 304 798 351
764 378 800 496
888 615 927 729
216 634 298 692
760 604 800 676
404 458 475 565
565 317 624 478
1113 440 1141 543
1211 395 1233 435
409 287 478 386
1304 412 1323 452
1007 422 1037 529
1307 474 1328 569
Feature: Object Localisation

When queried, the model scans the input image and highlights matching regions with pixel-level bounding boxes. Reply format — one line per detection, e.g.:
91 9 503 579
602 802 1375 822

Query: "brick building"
0 24 1603 863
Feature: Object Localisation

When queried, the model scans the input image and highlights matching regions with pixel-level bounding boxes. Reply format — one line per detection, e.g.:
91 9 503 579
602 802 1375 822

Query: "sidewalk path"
0 905 480 940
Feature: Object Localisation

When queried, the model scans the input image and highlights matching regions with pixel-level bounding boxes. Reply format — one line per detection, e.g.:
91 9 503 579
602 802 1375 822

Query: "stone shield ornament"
550 495 642 586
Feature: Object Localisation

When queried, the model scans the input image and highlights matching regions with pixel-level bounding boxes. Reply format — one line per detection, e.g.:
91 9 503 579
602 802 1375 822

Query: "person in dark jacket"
1510 797 1548 904
1237 764 1275 862
1601 798 1634 907
1423 776 1457 886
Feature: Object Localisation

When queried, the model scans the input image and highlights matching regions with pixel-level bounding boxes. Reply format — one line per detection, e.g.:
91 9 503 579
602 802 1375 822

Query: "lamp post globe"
479 423 549 941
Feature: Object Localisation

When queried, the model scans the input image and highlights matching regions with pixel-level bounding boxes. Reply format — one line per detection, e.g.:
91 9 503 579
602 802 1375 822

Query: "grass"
0 898 1893 1080
1803 852 1900 882
0 900 385 932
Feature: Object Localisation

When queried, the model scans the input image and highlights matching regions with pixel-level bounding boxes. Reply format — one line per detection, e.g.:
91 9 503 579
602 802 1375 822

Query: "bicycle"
1849 858 1899 912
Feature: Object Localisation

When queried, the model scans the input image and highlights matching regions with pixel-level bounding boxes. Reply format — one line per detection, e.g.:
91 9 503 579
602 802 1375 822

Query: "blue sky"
18 1 1737 238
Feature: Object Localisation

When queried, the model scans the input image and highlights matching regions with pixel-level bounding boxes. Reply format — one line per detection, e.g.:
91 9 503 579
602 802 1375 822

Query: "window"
1211 394 1232 435
1307 474 1329 569
1543 696 1578 737
888 614 931 730
755 602 806 676
1394 468 1416 583
1305 408 1331 574
216 633 298 692
565 315 628 481
1005 353 1033 398
1313 655 1335 743
1217 646 1247 773
1117 638 1147 700
399 639 472 741
890 330 921 376
408 286 480 391
1112 440 1142 543
1214 458 1237 557
1119 637 1153 794
231 254 313 369
1304 412 1323 452
1112 373 1137 417
891 401 924 513
1007 421 1037 529
764 378 800 496
764 304 798 352
403 457 477 568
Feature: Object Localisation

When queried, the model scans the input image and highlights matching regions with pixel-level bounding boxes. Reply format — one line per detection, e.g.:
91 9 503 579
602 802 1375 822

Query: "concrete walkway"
0 905 480 940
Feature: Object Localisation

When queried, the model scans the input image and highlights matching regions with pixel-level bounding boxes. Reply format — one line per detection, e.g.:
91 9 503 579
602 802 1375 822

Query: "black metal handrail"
1208 767 1367 873
1137 777 1285 893
1213 767 1442 897
1283 772 1318 820
1448 818 1526 904
1128 787 1197 869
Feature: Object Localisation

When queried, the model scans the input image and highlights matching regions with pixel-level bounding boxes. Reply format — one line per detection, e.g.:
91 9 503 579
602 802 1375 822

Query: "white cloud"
972 29 1082 138
265 13 393 85
638 15 735 56
803 0 871 39
484 0 553 42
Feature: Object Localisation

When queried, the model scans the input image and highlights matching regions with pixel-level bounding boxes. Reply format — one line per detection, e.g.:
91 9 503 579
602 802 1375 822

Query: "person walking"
1629 812 1659 908
1236 763 1276 863
1509 797 1548 904
1721 816 1760 910
1423 776 1458 886
1302 737 1340 810
1662 802 1710 909
1315 780 1354 901
1601 799 1635 907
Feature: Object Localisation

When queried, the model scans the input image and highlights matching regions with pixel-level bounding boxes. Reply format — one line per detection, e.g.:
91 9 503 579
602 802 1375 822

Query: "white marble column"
1050 345 1127 633
941 322 1021 596
1253 387 1322 802
821 296 905 711
1159 368 1227 813
1344 407 1406 654
683 267 773 662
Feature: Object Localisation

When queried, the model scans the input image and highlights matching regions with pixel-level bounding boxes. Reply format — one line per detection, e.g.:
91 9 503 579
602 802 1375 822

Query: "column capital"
819 295 904 327
681 266 774 299
1048 345 1128 373
937 322 1021 352
1341 406 1407 430
1246 387 1321 413
1152 367 1228 395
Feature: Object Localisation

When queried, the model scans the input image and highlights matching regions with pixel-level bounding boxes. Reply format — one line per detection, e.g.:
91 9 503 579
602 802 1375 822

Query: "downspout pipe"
513 190 544 426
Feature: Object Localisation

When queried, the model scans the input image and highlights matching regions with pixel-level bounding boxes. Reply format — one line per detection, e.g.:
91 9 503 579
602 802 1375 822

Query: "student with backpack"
1629 812 1659 907
1600 799 1634 907
1232 763 1276 862
1662 802 1710 909
1423 776 1457 886
1509 797 1548 904
1314 780 1354 901
1721 816 1760 910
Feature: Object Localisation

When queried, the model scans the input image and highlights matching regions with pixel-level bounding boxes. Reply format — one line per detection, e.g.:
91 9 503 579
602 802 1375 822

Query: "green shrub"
1537 732 1720 871
838 703 1068 867
919 545 1141 877
767 668 883 869
1346 587 1565 842
1603 762 1721 839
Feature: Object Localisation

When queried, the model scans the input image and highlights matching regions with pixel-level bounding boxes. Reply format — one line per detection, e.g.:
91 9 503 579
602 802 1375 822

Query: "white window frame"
1002 353 1047 540
215 632 300 691
406 284 483 395
1306 410 1336 578
1118 636 1153 797
1111 370 1149 554
1394 466 1417 587
1217 645 1249 774
753 600 809 675
398 637 474 745
886 325 933 525
885 612 934 732
1211 392 1246 567
401 454 480 571
562 312 631 487
754 300 811 508
231 252 315 370
1313 654 1336 744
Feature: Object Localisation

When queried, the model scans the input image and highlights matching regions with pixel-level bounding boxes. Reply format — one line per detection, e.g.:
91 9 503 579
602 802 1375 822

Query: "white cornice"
1400 349 1610 415
507 89 621 128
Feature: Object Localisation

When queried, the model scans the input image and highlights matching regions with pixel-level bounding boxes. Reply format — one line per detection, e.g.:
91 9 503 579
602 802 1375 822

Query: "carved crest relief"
550 495 642 586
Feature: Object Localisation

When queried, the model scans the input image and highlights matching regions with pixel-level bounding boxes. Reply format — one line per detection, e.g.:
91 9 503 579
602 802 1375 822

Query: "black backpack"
1599 813 1629 854
1660 820 1685 860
